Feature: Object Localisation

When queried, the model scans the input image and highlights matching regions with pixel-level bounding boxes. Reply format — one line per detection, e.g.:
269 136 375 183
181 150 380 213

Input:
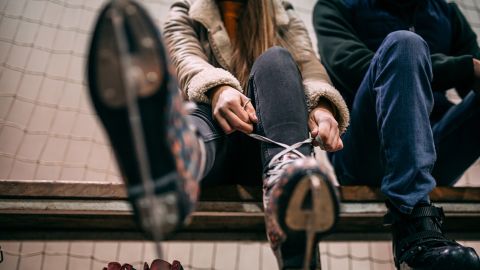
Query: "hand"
210 85 258 134
473 58 480 92
308 106 343 152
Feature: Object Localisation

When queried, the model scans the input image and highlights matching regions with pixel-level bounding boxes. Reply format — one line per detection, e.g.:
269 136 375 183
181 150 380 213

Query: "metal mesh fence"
0 241 399 270
0 0 479 184
0 0 479 269
1 241 479 270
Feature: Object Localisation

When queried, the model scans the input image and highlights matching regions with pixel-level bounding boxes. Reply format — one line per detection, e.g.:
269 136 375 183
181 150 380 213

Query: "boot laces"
248 134 313 189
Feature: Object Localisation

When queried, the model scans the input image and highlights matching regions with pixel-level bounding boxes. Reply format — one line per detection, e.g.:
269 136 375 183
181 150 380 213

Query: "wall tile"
17 241 44 270
0 124 24 155
17 73 42 101
17 133 48 160
10 159 37 181
46 54 70 78
23 0 46 21
0 155 14 179
15 21 38 45
40 136 68 161
213 242 238 270
0 69 22 95
42 2 63 25
6 98 34 128
42 241 69 270
4 0 27 17
237 242 261 270
64 139 91 164
0 17 19 41
28 105 55 132
35 164 61 180
190 242 214 269
68 241 94 270
54 29 76 52
0 41 11 64
91 242 119 270
38 77 64 106
6 45 31 68
0 96 14 119
50 111 76 136
0 242 21 270
34 25 56 49
59 82 82 109
26 48 50 73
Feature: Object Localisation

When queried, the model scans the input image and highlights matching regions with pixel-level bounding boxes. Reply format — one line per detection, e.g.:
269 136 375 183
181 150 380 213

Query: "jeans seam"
249 74 270 162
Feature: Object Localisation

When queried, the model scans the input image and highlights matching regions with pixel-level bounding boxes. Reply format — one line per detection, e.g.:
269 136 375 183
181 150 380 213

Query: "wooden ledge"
2 179 480 202
1 180 479 241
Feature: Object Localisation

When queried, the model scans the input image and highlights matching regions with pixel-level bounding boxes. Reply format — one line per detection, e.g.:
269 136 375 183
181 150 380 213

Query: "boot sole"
87 0 186 237
276 169 339 269
285 174 337 232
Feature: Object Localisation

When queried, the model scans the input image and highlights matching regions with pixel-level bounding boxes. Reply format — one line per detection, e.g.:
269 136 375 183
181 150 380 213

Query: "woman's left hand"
308 106 343 152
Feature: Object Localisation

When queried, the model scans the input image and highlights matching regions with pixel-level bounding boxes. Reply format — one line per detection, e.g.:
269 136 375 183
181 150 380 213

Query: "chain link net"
0 0 478 269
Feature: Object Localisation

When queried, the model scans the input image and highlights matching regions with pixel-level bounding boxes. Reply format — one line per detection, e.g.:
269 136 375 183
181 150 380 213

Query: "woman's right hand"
209 85 258 134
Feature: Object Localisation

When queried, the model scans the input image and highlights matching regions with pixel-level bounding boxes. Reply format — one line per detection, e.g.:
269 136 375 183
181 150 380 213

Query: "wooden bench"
1 180 479 241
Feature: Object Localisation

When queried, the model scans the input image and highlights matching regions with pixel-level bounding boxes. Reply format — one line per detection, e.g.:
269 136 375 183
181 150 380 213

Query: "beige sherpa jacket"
164 0 350 133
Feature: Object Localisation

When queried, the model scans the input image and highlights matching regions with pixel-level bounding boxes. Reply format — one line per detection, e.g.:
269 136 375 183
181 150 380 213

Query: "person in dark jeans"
88 0 350 269
313 0 480 269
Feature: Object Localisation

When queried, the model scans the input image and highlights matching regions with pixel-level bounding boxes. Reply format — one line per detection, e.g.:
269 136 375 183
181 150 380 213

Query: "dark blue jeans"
330 30 480 214
188 46 312 186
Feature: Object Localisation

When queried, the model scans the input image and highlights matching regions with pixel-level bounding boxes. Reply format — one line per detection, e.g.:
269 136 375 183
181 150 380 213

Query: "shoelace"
248 133 313 189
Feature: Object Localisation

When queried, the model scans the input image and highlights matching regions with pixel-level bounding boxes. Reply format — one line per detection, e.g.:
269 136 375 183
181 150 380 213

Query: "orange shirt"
217 0 245 42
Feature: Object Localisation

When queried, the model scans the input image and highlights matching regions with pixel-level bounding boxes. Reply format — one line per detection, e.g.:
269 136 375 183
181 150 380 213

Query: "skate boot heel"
282 174 336 270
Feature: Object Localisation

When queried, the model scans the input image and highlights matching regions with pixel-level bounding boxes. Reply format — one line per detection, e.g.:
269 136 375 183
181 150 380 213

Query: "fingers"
229 98 251 124
242 97 258 124
316 121 330 150
326 123 343 151
308 118 320 147
308 117 318 138
214 112 233 134
312 109 343 152
213 104 254 134
316 120 343 151
222 110 254 134
211 88 256 134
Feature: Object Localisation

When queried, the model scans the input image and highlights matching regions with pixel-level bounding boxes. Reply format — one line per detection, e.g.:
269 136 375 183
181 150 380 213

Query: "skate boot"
254 135 339 270
88 0 204 241
385 201 480 270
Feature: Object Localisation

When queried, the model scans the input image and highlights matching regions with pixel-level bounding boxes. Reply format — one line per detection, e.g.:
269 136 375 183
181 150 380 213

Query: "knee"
251 46 297 74
375 31 432 78
383 31 429 56
261 46 293 61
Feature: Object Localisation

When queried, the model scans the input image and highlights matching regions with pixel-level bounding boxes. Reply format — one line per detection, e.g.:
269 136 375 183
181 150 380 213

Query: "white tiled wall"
0 0 479 269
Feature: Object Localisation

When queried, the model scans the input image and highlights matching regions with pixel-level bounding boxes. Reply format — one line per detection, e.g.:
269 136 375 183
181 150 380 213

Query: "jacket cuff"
187 68 243 104
305 82 350 134
454 55 475 90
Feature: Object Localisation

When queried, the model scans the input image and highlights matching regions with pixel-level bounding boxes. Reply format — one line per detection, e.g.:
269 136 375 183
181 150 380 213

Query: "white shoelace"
248 133 313 189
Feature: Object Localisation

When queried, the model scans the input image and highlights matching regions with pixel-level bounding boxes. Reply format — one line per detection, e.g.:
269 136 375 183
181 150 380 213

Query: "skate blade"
136 191 179 237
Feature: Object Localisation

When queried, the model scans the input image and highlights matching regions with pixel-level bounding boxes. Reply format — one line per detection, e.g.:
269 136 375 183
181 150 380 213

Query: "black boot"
384 201 480 270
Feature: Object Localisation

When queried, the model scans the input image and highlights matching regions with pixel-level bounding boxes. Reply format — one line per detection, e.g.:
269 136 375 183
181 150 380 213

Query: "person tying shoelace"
87 0 350 269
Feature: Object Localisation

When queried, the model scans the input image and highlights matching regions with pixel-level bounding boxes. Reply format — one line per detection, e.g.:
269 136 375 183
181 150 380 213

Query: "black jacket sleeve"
313 0 374 99
431 2 480 93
